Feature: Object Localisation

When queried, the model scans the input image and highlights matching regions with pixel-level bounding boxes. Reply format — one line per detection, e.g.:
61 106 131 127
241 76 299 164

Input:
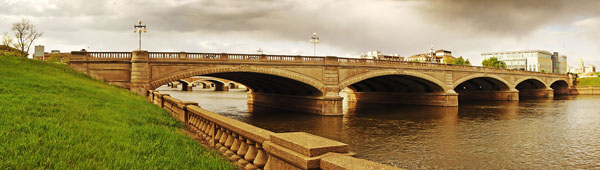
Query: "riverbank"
0 55 235 169
571 77 600 95
576 77 600 86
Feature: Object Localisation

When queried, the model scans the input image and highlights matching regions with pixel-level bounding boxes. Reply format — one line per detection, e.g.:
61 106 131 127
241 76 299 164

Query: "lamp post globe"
310 32 320 57
133 20 147 50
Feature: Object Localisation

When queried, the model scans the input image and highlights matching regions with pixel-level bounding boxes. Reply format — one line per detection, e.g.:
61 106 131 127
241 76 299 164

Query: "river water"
157 86 600 169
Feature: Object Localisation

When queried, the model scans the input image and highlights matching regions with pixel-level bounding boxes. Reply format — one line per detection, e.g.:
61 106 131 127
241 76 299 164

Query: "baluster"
232 136 247 162
225 133 240 157
188 115 195 128
247 143 267 170
207 123 216 146
214 127 224 148
222 131 235 155
239 139 256 168
200 120 208 138
197 119 206 135
204 121 213 140
218 130 230 153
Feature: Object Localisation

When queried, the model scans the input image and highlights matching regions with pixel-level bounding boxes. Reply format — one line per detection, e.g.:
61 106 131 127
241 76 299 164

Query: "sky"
1 0 599 66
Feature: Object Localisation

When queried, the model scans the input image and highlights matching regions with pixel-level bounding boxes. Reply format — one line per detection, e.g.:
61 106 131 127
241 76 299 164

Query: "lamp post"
257 48 264 55
133 20 147 50
310 32 319 56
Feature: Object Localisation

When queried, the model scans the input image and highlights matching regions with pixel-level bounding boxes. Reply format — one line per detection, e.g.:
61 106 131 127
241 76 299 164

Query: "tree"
11 18 43 57
2 32 13 46
453 56 472 66
481 57 506 69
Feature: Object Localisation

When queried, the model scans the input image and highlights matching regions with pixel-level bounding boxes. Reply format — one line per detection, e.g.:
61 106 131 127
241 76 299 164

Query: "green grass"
577 77 600 86
0 55 235 169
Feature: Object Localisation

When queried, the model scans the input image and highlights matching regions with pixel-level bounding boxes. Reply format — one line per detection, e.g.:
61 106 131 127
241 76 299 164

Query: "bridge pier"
130 50 150 96
182 85 192 91
346 92 458 106
248 92 343 116
519 88 554 98
214 83 229 91
457 90 519 101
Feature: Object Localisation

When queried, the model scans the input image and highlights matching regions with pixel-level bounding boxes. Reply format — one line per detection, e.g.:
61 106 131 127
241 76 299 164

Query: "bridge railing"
148 90 401 170
77 51 563 77
87 52 132 60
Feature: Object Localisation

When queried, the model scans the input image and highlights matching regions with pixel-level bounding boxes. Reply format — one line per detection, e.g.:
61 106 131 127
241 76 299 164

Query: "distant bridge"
166 76 246 91
68 50 572 116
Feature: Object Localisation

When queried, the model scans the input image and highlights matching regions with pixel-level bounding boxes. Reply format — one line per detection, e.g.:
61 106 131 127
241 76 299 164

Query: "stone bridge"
168 76 246 91
67 50 572 116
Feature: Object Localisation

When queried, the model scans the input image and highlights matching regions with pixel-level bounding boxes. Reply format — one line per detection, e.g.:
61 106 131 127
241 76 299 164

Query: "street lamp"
310 32 319 56
133 20 147 50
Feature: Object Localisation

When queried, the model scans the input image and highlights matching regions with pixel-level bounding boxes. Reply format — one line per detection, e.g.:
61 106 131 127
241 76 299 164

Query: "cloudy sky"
1 0 599 66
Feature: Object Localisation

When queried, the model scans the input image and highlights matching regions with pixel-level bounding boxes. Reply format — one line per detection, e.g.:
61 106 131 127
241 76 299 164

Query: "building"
360 51 404 61
568 58 596 75
481 50 566 73
34 45 44 59
552 53 568 74
406 49 456 64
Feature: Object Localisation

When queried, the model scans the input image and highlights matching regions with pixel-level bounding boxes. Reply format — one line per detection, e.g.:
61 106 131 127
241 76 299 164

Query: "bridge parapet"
74 51 563 78
149 90 402 170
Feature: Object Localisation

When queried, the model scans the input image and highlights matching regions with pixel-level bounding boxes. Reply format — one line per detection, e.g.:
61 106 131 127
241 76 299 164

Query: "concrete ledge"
570 87 600 95
270 132 348 157
321 153 404 170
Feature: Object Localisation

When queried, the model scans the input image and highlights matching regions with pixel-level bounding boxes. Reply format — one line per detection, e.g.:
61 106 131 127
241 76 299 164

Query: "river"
157 86 600 169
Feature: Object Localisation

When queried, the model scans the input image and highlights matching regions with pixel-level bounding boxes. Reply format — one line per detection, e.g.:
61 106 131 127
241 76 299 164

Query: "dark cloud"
418 0 600 35
2 0 600 66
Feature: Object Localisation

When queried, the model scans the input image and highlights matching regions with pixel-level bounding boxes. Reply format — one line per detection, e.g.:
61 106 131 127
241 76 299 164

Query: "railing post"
68 50 90 74
160 94 170 108
221 53 229 60
325 56 338 64
259 54 267 61
182 102 198 125
179 51 187 59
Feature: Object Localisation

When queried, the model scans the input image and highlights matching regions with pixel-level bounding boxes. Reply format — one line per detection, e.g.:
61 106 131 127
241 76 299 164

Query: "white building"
34 45 44 59
481 50 565 73
361 50 404 61
569 58 595 75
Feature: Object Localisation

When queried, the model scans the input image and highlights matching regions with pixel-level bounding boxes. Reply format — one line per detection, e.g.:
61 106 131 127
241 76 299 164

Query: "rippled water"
157 86 600 169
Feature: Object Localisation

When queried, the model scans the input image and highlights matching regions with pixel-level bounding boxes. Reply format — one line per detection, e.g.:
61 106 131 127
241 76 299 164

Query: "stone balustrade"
77 51 560 77
147 90 402 170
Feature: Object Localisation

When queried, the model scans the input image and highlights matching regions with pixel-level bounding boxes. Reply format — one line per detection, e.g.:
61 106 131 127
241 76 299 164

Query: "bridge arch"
150 67 325 96
549 79 571 88
452 74 517 101
452 74 512 91
549 79 570 95
338 70 447 93
514 77 548 89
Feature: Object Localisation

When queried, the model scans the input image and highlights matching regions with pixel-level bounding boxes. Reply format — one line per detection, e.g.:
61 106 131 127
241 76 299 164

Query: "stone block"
270 132 348 157
320 153 404 170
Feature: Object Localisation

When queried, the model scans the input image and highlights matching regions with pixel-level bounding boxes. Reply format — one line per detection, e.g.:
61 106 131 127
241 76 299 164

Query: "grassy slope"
577 77 600 86
0 55 235 169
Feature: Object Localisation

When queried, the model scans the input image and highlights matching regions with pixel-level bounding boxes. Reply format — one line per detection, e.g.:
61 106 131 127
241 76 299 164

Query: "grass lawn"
0 55 235 169
577 77 600 86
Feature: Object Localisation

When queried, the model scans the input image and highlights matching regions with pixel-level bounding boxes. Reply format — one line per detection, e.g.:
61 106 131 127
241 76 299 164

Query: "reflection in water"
157 86 600 169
